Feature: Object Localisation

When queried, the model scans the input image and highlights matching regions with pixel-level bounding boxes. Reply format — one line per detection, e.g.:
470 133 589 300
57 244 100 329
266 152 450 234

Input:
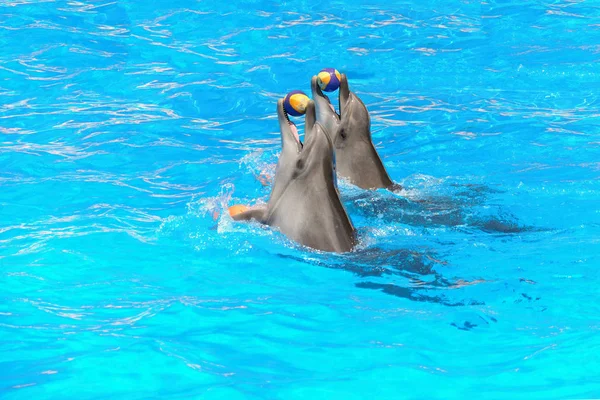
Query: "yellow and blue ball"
283 90 310 117
317 68 341 92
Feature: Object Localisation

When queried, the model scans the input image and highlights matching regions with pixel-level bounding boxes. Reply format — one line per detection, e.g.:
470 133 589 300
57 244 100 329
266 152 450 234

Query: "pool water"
1 1 599 398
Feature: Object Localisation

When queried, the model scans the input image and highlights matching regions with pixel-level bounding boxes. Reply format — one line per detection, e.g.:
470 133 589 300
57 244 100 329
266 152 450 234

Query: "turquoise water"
1 0 599 398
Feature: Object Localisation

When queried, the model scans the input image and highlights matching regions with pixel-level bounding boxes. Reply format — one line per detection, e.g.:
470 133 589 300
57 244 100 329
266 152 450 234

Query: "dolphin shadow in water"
342 182 534 234
231 99 356 253
279 245 487 306
346 190 465 228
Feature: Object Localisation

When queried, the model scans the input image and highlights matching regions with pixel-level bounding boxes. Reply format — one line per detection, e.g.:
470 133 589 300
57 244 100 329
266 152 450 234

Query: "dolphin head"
269 98 304 206
293 102 336 186
311 73 393 189
336 74 372 148
270 99 336 204
311 73 371 150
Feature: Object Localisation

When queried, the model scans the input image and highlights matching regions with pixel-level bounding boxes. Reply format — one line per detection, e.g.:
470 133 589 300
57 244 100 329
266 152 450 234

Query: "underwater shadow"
278 246 487 306
344 182 534 234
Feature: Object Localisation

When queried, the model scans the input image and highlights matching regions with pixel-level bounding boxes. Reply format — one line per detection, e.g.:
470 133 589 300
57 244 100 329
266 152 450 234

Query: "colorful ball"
283 90 310 117
317 68 341 92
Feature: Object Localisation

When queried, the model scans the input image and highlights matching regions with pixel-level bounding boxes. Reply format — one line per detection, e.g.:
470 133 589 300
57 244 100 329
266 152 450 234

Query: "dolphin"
231 99 356 253
311 73 400 191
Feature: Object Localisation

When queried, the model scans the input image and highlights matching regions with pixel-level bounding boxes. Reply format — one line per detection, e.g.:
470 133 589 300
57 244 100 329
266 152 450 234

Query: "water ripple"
1 0 599 398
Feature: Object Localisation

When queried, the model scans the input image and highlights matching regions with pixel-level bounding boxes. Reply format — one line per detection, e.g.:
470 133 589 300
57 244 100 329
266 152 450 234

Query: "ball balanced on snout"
283 90 310 116
317 68 341 92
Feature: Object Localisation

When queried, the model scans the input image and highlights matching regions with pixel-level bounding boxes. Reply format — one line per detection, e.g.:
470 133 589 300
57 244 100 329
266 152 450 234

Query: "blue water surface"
1 0 600 398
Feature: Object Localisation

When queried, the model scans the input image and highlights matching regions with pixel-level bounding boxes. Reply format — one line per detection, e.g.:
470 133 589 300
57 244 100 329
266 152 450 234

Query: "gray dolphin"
312 73 399 191
231 99 356 253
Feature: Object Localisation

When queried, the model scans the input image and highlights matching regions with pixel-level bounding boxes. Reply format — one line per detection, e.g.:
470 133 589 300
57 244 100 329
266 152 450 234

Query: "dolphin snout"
311 76 318 92
338 74 350 115
311 75 338 119
277 98 302 151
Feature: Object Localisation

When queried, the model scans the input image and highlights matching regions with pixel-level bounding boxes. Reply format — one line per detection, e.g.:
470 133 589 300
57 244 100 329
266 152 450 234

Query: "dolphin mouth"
283 107 303 149
278 99 303 152
312 77 340 119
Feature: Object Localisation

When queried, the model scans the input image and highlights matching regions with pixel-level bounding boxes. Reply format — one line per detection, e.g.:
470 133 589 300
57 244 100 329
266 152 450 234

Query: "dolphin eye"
339 129 347 140
296 159 304 170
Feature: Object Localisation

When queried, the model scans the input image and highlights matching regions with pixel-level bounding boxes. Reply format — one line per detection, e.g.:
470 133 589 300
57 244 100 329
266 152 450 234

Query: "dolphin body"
232 100 356 253
312 73 399 191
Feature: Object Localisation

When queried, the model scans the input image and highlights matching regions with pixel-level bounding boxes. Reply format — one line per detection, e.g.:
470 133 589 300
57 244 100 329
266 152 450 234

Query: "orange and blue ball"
283 90 310 117
317 68 341 92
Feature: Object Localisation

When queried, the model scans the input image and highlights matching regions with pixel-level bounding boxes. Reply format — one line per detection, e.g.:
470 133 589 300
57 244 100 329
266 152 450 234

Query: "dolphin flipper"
231 206 268 223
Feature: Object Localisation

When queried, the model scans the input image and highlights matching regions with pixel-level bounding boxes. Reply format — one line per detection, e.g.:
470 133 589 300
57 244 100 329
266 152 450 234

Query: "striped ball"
283 90 310 117
317 68 341 92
